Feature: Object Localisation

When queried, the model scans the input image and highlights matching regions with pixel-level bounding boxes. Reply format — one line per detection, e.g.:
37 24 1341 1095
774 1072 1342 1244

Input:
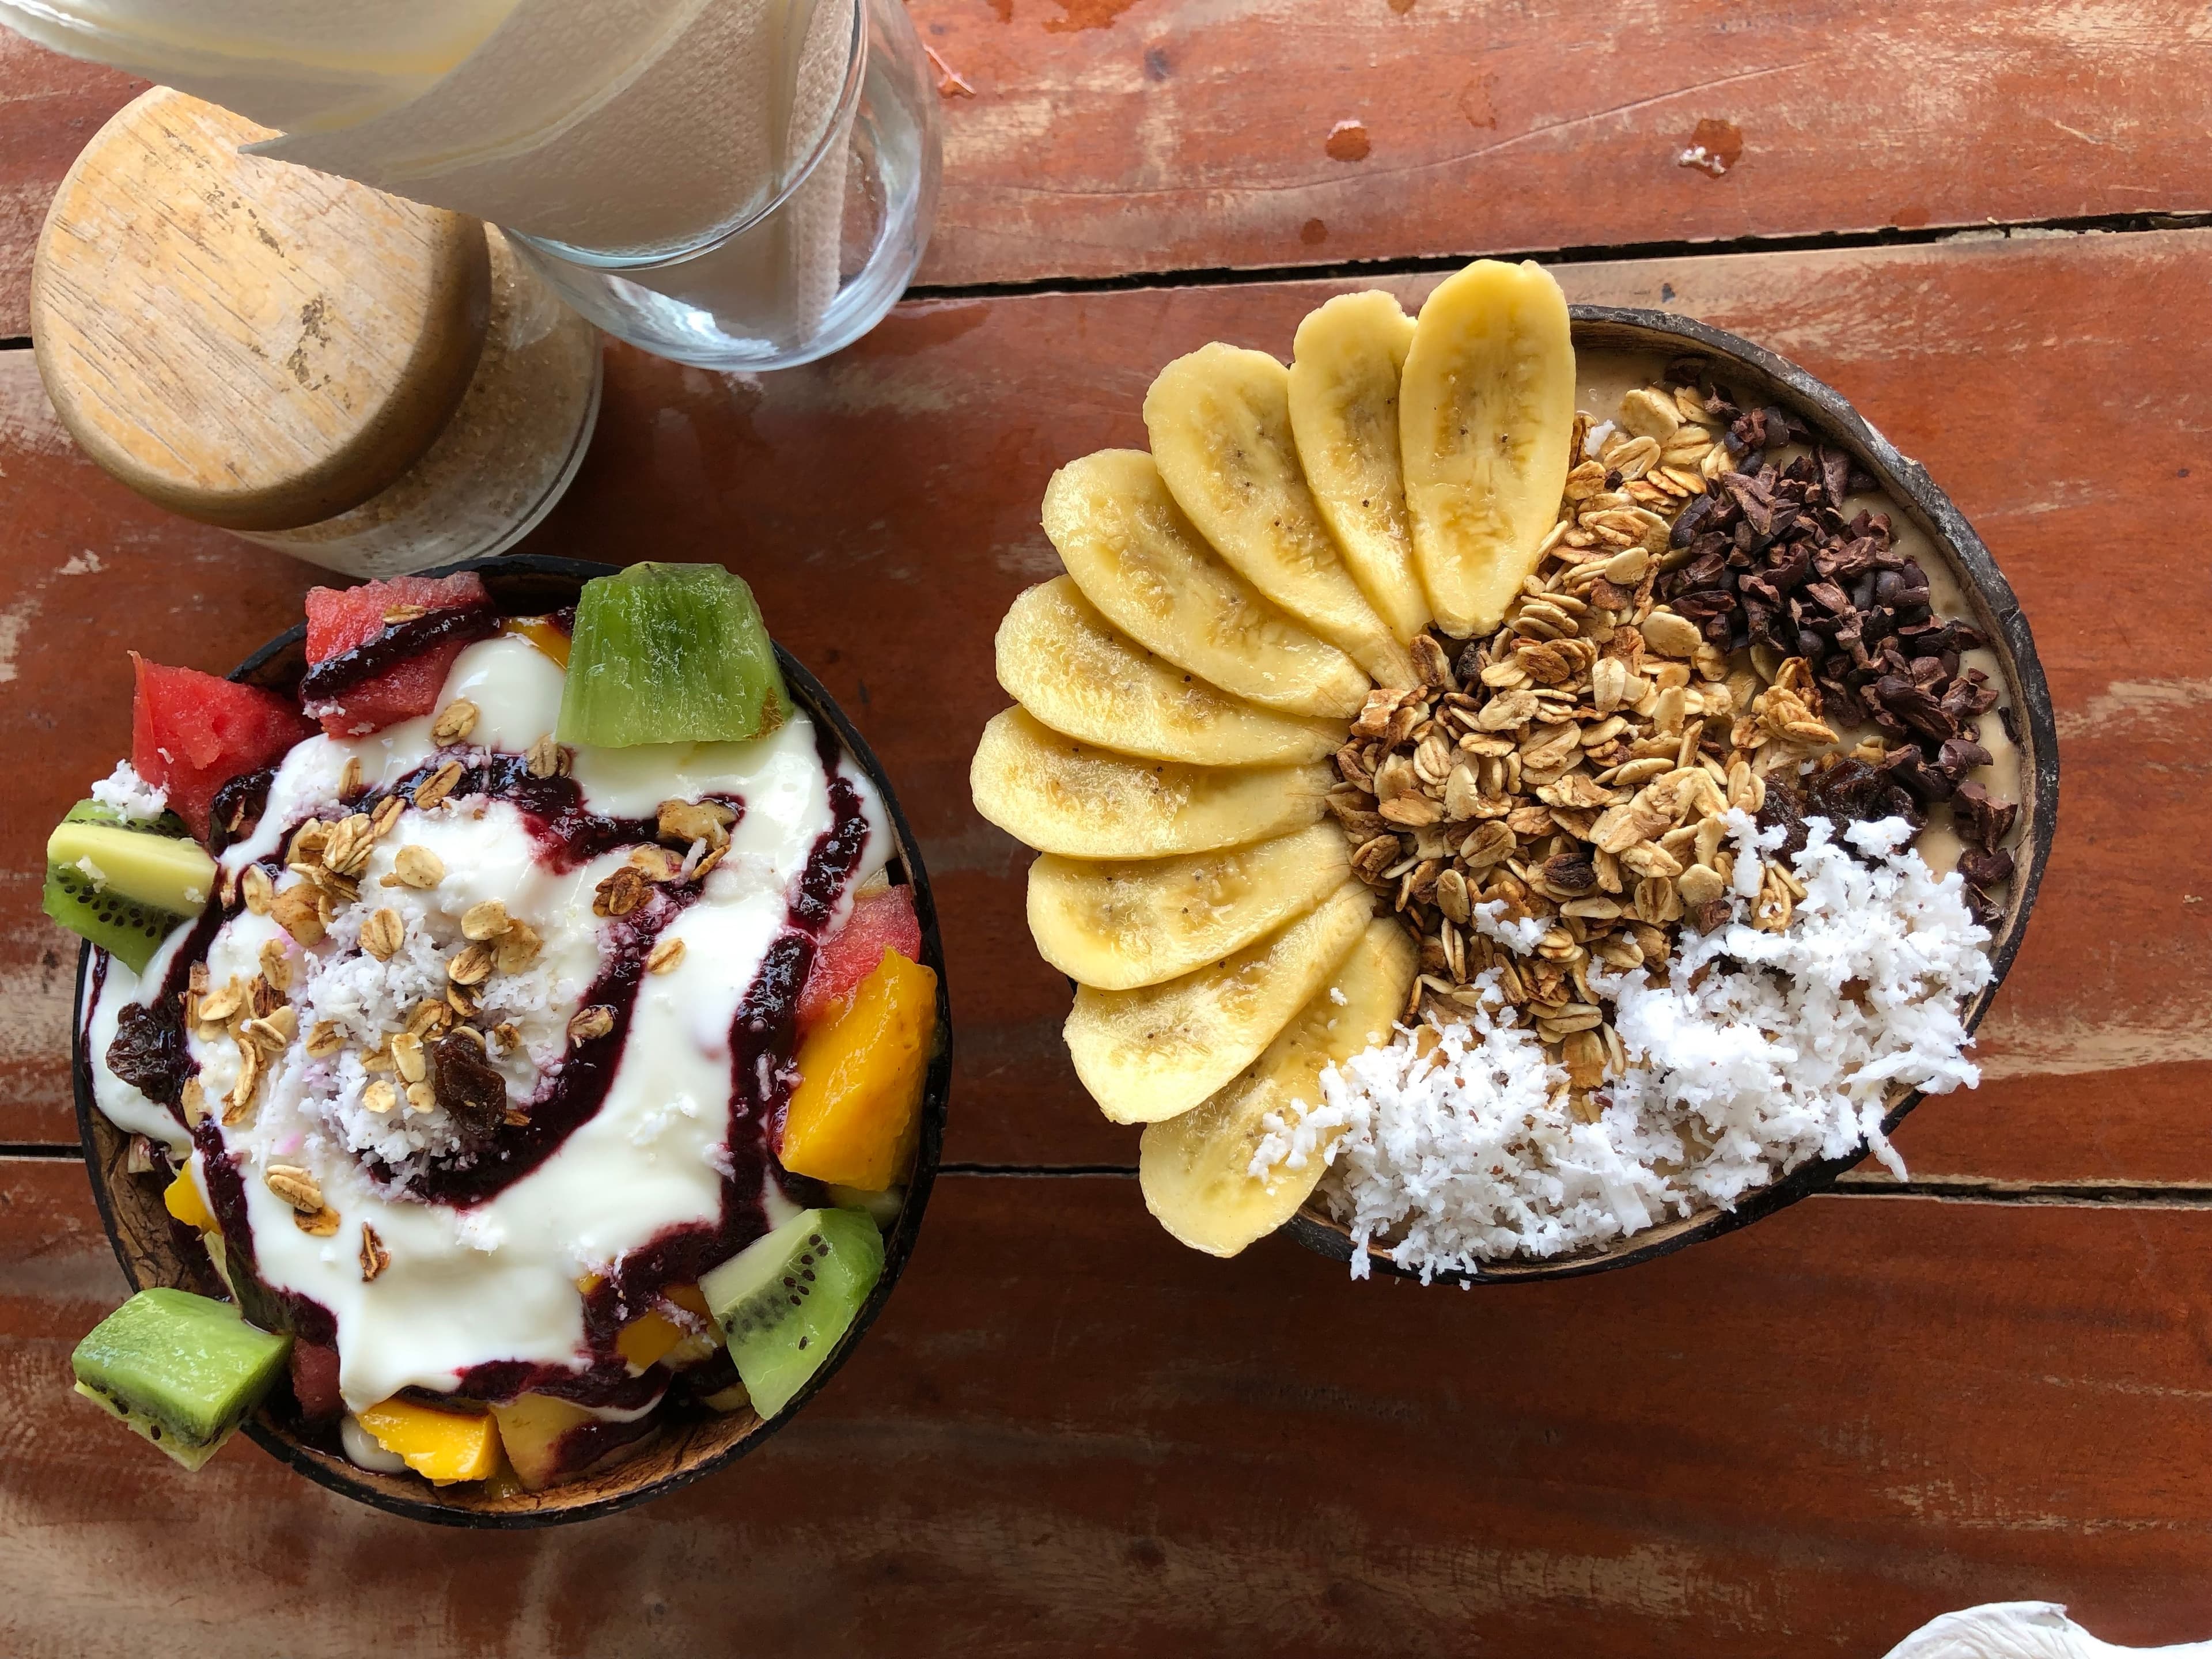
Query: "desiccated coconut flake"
1277 816 1993 1281
1471 897 1549 957
90 760 168 822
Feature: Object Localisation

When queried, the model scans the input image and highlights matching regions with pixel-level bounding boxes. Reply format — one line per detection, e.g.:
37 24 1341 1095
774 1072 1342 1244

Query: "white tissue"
1885 1603 2212 1659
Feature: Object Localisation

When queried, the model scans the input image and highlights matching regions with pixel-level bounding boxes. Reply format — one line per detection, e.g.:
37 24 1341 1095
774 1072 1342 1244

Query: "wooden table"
4 6 2211 1654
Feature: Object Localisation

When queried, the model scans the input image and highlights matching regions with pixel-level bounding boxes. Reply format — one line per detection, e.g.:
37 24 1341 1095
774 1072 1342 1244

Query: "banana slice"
1139 918 1415 1256
997 577 1344 768
971 707 1331 860
1027 823 1353 991
1399 259 1576 638
1065 881 1373 1124
1145 344 1416 687
1287 292 1429 644
1044 450 1369 719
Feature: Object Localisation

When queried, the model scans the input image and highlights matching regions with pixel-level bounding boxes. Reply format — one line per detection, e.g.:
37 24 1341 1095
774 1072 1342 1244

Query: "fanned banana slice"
1399 259 1576 638
997 577 1344 768
1065 881 1373 1125
1287 292 1429 644
970 707 1331 861
1044 450 1369 719
1027 823 1353 992
1139 918 1415 1256
1144 344 1416 687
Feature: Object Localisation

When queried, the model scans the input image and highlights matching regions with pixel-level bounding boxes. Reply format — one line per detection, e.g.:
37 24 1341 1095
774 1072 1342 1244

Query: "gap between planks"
0 207 2208 359
900 207 2212 303
9 1144 2208 1211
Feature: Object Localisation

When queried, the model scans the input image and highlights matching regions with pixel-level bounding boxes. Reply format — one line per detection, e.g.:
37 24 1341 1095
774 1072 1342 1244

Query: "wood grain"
1 228 2205 1192
6 1156 2212 1655
908 0 2212 285
6 1 2212 334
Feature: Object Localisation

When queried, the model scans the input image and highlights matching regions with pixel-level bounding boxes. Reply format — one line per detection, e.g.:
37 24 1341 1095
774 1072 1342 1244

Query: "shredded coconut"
73 855 108 891
1582 419 1618 459
264 798 586 1181
1472 897 1548 956
1260 817 1993 1282
89 760 167 822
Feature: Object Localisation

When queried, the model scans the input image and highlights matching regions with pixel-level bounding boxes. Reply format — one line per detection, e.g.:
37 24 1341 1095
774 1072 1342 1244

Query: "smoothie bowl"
62 555 949 1524
969 259 2054 1286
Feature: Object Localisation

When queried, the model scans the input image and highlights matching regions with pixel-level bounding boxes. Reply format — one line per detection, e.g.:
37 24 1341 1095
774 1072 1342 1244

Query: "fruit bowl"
71 554 954 1525
1282 305 2057 1283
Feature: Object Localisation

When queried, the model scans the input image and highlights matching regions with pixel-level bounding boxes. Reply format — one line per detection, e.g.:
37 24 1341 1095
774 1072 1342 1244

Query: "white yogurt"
92 635 888 1413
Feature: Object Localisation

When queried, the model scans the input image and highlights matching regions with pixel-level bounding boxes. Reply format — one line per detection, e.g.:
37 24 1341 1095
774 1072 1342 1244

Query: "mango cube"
779 949 936 1190
487 1392 595 1492
164 1169 217 1233
614 1310 688 1372
357 1397 502 1485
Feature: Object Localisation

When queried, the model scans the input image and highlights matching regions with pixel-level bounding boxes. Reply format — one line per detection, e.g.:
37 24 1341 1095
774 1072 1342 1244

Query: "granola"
1326 369 2018 1104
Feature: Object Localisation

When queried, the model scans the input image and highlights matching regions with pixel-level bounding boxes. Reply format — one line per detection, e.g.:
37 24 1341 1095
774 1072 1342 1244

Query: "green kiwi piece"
71 1289 293 1471
42 800 213 973
701 1208 883 1418
556 563 791 748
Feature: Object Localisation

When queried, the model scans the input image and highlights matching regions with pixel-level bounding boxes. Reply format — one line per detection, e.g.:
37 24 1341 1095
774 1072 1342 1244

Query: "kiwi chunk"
557 563 791 749
71 1289 293 1471
42 800 214 973
701 1208 884 1418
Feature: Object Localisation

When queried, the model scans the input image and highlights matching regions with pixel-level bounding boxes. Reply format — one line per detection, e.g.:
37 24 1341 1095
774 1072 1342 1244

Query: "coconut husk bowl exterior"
1286 307 2058 1285
73 554 952 1525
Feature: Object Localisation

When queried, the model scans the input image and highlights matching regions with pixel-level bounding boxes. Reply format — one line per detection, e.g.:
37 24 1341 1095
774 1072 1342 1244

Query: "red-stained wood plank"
0 33 143 338
0 228 2205 1190
5 1157 2212 1656
5 1 2212 335
912 0 2212 285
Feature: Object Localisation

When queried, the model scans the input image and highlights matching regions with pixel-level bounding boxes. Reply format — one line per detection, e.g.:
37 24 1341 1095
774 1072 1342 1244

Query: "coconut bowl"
73 554 952 1525
1286 306 2058 1285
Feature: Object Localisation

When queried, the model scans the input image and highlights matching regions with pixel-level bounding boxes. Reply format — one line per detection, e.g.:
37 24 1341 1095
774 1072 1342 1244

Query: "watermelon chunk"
131 657 316 844
302 573 492 737
289 1341 343 1423
798 885 923 1029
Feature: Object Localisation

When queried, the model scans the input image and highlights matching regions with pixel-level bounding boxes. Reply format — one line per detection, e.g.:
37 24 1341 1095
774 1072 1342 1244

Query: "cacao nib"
1817 446 1854 507
1937 736 1993 778
1957 847 2016 891
1671 493 1717 546
1756 780 1810 862
1873 675 1958 740
1951 781 2018 852
1880 744 1955 804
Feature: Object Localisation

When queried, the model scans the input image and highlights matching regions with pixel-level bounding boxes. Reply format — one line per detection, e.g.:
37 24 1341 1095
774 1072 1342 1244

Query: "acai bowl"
64 554 950 1524
968 257 2054 1287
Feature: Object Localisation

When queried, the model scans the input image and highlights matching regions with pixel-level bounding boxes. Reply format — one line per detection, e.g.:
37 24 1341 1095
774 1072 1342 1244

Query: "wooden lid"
31 88 491 532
